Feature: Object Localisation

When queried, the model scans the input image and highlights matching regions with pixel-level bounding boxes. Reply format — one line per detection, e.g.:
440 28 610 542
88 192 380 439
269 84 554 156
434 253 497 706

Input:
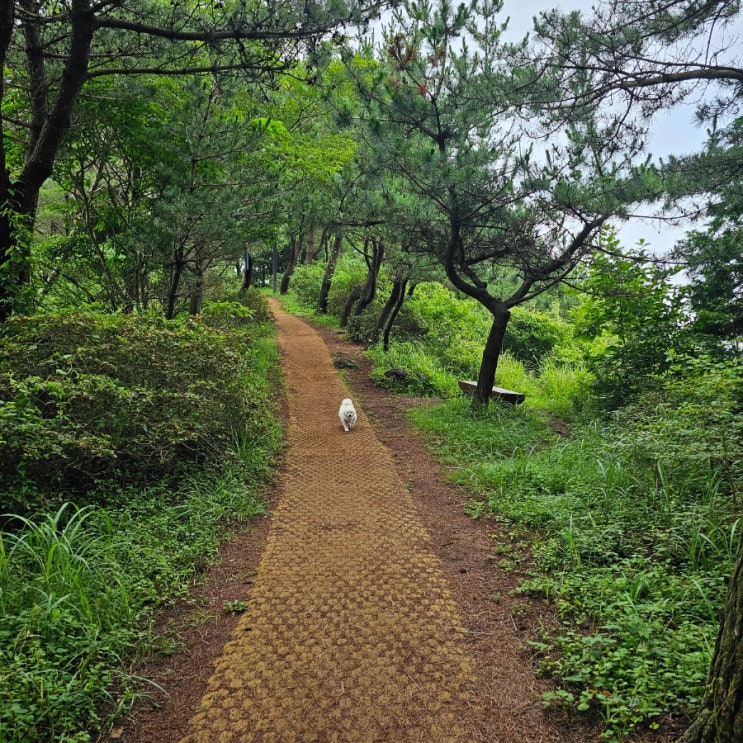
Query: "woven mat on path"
180 300 480 743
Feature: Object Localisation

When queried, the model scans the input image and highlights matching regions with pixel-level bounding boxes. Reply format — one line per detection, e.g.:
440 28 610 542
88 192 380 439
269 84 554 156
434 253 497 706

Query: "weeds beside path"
121 300 594 743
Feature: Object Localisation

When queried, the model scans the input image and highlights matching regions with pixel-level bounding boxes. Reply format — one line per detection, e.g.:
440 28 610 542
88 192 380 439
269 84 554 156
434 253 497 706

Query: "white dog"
338 398 357 432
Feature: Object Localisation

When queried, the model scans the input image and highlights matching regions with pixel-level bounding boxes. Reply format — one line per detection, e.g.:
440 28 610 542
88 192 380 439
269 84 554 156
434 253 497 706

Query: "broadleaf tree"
0 0 392 319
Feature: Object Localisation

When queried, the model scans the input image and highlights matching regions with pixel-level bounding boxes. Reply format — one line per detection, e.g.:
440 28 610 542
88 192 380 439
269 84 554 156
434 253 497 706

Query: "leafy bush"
0 504 136 743
405 283 491 377
0 290 281 743
0 468 272 743
286 261 328 310
502 307 568 369
0 301 277 514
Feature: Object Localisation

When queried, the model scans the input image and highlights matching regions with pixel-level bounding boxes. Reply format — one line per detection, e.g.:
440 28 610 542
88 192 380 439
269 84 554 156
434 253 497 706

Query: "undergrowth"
0 291 283 743
409 381 739 740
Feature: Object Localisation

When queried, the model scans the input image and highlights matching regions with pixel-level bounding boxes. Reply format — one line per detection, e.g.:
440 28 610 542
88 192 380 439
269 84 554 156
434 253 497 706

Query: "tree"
351 0 650 405
667 120 743 352
0 0 390 320
572 229 690 409
530 3 742 739
531 0 742 120
41 70 279 316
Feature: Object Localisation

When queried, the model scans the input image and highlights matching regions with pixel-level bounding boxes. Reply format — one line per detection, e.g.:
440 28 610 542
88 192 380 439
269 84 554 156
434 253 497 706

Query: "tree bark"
339 284 363 328
279 233 302 295
679 535 743 743
189 258 211 315
474 301 511 407
372 278 408 347
352 239 384 317
239 248 253 293
384 280 413 351
318 231 343 314
165 245 187 320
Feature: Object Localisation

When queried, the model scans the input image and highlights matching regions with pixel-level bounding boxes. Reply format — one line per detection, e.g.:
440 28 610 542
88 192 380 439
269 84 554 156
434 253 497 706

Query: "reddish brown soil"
114 303 677 743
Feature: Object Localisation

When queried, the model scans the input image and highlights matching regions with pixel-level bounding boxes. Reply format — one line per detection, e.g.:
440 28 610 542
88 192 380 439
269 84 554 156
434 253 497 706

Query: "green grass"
0 294 284 743
408 398 736 740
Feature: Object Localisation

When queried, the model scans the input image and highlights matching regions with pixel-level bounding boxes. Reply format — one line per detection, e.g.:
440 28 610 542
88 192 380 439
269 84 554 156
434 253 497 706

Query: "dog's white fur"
338 398 357 432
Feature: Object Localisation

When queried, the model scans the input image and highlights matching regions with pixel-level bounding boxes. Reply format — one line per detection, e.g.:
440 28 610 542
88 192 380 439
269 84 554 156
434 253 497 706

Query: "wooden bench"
458 380 525 405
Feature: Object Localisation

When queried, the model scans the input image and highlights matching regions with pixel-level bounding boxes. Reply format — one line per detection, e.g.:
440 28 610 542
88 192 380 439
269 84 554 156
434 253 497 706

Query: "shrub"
0 300 277 514
502 307 568 369
286 262 327 310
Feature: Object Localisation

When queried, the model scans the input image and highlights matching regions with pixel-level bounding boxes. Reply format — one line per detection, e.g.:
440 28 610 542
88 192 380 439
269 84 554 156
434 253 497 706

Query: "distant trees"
0 0 389 319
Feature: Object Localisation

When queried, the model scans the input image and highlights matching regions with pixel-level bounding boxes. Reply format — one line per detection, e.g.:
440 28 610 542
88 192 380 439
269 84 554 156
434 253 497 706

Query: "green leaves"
0 300 279 514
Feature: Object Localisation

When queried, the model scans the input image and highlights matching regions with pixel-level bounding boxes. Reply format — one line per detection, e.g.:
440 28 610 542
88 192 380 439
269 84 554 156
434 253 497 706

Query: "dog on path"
338 398 357 432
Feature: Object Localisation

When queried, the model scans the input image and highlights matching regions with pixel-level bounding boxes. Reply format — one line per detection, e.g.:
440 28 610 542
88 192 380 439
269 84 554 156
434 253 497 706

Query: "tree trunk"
339 284 363 327
304 227 322 263
318 231 343 314
165 246 186 320
0 187 34 321
383 281 415 351
474 301 511 407
372 278 408 346
352 239 384 317
189 258 210 315
240 249 253 293
280 234 302 295
679 536 743 743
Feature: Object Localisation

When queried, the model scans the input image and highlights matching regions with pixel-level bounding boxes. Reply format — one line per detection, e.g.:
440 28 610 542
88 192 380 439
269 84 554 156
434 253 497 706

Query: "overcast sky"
500 0 739 254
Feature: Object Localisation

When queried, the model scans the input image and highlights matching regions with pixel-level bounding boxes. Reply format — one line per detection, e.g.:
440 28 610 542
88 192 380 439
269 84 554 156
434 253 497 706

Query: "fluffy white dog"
338 398 357 432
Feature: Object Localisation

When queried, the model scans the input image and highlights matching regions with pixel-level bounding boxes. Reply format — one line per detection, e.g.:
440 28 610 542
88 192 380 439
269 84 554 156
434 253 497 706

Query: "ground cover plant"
0 291 283 743
284 270 741 740
408 371 740 740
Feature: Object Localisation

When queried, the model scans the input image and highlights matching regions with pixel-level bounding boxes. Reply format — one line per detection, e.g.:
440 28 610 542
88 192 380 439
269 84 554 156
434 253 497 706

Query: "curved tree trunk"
372 278 407 346
352 239 384 317
474 300 511 407
318 231 343 314
339 284 363 328
679 536 743 743
383 279 412 351
383 281 416 351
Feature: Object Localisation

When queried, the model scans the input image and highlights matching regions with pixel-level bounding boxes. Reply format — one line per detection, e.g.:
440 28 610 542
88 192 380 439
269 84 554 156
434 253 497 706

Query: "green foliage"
0 294 281 743
393 283 490 376
670 119 743 350
0 300 278 514
366 342 461 397
0 504 135 743
0 468 272 743
286 261 329 309
408 365 739 739
503 307 569 369
573 236 691 409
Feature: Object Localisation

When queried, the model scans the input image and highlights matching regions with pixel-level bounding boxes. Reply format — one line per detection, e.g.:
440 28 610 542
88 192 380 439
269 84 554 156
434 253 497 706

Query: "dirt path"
180 302 480 743
121 301 601 743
